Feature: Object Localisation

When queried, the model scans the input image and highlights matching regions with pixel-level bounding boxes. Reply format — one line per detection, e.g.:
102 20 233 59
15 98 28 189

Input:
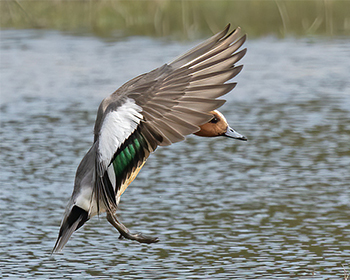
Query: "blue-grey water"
1 30 350 279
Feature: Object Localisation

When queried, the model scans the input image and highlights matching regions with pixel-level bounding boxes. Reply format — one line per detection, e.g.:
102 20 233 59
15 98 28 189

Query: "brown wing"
97 25 246 150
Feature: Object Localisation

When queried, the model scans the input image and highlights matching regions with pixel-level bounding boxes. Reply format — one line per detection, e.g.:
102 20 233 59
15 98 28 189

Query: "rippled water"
1 30 350 279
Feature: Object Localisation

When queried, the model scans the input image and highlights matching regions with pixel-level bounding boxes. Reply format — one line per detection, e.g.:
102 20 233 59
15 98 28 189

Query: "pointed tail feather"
52 205 89 253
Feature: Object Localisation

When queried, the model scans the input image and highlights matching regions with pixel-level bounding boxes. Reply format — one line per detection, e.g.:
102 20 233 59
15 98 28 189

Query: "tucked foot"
107 212 159 244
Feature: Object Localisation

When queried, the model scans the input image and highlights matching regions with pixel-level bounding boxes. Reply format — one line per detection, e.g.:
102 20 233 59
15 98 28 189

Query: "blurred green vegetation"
1 0 350 39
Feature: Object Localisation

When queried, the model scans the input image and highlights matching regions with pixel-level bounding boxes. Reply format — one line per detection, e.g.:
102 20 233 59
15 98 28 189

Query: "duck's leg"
106 212 159 244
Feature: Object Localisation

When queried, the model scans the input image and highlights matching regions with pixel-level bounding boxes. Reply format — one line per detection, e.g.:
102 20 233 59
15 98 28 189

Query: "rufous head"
195 110 247 141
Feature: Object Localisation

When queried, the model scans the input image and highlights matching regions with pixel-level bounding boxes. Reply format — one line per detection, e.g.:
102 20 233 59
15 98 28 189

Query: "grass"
343 264 349 280
1 0 350 40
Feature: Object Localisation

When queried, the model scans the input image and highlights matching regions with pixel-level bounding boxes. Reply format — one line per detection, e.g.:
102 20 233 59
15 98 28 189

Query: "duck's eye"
209 116 219 124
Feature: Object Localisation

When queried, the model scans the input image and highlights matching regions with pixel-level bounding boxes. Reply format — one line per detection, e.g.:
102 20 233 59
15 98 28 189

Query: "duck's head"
195 110 247 141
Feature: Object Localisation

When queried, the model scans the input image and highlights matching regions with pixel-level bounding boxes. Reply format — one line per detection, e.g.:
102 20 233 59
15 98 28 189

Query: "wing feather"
185 83 237 99
92 25 246 212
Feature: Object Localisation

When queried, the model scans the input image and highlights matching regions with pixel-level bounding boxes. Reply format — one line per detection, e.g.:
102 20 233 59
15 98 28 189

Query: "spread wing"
93 24 246 212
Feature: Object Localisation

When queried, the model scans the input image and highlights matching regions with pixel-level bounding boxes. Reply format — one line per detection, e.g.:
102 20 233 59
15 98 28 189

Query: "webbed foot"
107 212 159 244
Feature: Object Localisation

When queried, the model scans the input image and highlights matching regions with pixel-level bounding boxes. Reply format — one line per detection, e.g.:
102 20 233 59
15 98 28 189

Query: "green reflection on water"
1 0 349 39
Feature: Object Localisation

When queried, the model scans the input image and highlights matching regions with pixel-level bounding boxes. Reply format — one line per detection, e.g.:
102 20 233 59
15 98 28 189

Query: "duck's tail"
52 205 89 253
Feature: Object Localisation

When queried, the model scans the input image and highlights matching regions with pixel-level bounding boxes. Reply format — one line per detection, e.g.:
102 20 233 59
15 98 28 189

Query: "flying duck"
53 24 247 252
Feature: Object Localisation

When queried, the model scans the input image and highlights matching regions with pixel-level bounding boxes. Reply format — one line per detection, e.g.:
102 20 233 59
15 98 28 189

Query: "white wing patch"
98 98 143 169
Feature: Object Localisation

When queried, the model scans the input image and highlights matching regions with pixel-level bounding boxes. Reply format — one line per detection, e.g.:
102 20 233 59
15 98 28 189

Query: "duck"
53 24 247 253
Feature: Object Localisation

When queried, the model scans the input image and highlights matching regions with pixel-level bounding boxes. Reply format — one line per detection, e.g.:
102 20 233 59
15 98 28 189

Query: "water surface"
1 30 350 279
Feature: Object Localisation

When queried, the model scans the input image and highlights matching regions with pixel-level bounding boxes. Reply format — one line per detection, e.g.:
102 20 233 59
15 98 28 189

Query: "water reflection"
0 30 350 279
